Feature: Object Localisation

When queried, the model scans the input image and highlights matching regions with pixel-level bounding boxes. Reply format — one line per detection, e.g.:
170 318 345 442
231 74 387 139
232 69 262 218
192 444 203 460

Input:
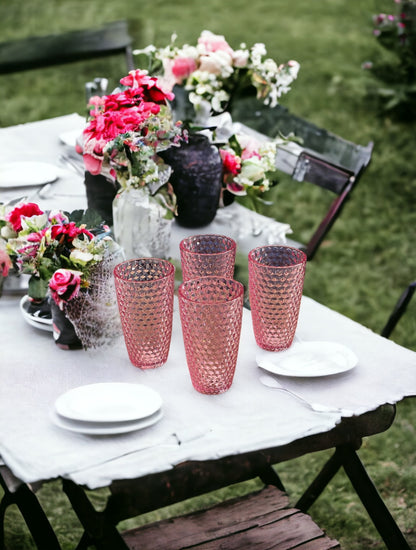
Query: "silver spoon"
259 374 353 415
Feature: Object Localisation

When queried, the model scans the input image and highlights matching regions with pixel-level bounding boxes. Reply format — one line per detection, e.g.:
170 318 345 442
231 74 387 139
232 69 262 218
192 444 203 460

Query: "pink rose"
49 269 82 309
0 249 12 277
171 57 197 83
241 148 260 161
6 203 44 232
198 31 233 56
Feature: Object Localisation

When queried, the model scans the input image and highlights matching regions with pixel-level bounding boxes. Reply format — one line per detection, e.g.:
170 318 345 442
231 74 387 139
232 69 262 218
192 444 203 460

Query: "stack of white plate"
51 383 163 435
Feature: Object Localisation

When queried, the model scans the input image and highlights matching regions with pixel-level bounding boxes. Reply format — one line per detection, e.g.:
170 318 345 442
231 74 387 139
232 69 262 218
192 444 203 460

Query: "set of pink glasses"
114 234 306 395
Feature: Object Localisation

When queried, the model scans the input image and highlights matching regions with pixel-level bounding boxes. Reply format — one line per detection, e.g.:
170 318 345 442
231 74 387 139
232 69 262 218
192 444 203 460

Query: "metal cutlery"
58 153 85 176
259 373 353 415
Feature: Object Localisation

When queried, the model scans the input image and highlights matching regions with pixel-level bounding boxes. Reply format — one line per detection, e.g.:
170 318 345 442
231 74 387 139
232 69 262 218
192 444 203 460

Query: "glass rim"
178 276 244 304
248 245 307 269
113 258 175 282
180 234 237 256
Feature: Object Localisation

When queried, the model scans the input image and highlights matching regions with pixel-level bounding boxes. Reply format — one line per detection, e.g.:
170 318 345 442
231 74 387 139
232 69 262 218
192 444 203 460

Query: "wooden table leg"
62 479 129 550
0 473 61 550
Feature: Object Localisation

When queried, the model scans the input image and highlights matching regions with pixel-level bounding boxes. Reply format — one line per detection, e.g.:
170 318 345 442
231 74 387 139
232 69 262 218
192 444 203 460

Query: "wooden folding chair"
381 281 416 339
0 20 135 75
231 98 373 260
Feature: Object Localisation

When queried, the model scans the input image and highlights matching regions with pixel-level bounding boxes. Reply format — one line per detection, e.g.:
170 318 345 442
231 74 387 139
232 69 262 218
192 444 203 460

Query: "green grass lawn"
0 0 415 548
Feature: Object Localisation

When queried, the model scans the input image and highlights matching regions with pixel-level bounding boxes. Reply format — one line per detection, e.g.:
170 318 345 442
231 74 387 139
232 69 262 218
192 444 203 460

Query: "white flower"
199 51 234 77
1 225 16 240
21 213 48 233
233 48 250 68
239 157 266 184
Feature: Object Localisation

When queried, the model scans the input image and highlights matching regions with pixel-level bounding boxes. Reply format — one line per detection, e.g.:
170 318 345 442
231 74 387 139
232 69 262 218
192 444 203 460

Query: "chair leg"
381 281 416 338
0 483 61 550
340 445 412 550
296 448 343 512
297 445 412 550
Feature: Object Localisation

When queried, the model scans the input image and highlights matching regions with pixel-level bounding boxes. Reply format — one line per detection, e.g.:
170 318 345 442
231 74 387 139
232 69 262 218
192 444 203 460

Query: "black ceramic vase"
50 300 82 350
84 171 119 225
160 133 223 228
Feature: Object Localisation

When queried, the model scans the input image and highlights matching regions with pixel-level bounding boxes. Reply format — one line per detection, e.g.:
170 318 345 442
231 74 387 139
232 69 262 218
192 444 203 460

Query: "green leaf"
28 275 49 300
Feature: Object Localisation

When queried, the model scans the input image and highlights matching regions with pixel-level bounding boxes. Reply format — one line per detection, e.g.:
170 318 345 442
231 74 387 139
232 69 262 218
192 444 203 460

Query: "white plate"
0 162 58 188
59 129 82 148
55 383 163 423
256 341 358 378
51 407 163 435
19 295 53 332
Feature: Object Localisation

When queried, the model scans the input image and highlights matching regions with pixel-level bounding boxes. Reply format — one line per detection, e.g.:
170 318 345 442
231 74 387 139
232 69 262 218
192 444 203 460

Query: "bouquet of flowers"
135 30 300 120
219 133 279 209
1 201 118 306
363 0 416 118
79 69 188 218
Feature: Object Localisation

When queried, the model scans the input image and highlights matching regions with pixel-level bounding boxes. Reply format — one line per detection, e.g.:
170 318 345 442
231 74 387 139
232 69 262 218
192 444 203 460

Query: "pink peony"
6 203 44 232
49 269 82 309
171 57 198 82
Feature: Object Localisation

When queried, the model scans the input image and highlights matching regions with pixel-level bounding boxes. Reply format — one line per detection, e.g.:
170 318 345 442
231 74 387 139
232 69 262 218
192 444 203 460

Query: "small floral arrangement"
135 30 300 119
219 134 279 208
1 201 118 307
363 0 416 118
80 69 188 217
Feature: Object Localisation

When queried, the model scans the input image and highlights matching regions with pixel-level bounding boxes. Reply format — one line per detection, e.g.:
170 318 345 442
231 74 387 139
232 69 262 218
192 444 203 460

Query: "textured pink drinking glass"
178 276 244 394
114 258 175 368
180 234 236 282
248 245 307 351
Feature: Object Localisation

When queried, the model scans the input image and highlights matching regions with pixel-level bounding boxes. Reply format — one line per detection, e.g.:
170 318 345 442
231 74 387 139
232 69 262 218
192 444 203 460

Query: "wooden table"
0 116 415 549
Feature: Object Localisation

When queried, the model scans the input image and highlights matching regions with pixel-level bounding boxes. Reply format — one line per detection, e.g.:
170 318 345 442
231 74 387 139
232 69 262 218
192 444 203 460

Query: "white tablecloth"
0 292 415 489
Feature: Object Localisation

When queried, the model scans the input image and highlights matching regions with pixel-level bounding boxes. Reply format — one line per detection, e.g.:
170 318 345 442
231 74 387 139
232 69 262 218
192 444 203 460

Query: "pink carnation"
6 203 44 232
119 69 174 103
50 222 94 243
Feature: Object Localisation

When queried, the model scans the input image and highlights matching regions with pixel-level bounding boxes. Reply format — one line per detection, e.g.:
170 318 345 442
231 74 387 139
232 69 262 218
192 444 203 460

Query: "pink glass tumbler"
248 245 307 351
180 234 236 282
114 258 175 368
178 276 244 394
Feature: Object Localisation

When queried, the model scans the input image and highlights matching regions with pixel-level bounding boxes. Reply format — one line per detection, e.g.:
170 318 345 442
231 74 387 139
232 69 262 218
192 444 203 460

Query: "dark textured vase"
50 300 82 350
160 134 223 228
84 171 119 225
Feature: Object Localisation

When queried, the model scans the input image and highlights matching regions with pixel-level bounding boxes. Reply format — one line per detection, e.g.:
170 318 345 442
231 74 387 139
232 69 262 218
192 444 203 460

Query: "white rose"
239 157 265 183
69 249 95 265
